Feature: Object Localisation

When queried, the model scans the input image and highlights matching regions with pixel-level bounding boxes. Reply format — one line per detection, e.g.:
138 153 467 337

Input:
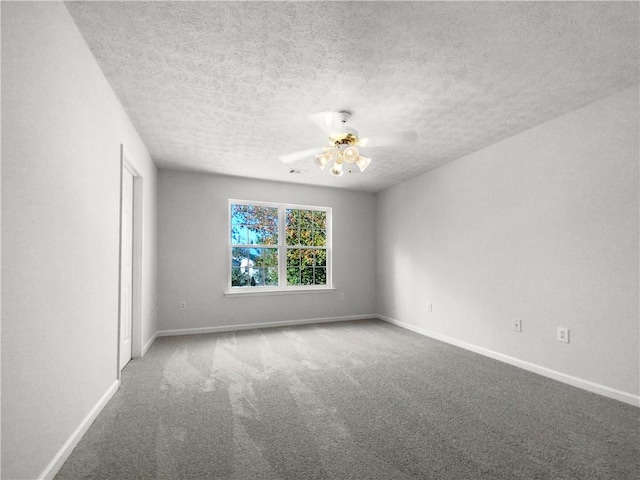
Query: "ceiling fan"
278 111 416 177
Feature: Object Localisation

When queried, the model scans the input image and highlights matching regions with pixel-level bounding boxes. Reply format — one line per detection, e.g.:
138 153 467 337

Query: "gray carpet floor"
56 319 639 479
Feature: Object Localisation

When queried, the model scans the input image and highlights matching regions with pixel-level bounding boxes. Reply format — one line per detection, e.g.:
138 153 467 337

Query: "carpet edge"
378 314 640 408
155 314 377 338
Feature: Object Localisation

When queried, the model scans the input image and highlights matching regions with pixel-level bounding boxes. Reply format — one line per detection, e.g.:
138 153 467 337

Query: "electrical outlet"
513 319 522 332
180 301 187 310
557 327 569 343
339 293 345 301
427 303 433 312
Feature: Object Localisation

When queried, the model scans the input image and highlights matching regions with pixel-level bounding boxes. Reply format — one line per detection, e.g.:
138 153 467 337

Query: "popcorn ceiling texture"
65 1 639 192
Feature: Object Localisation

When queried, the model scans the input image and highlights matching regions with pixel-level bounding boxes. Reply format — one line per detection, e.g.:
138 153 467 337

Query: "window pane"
313 210 326 230
313 230 326 247
316 250 326 267
301 249 315 267
300 210 313 229
286 225 299 245
232 248 258 281
314 267 327 285
286 209 298 228
231 204 248 224
231 268 248 286
232 247 248 264
260 248 278 267
249 268 262 286
254 206 278 226
287 267 300 285
287 249 300 266
265 268 279 286
246 226 260 244
301 267 314 285
250 248 262 266
256 227 278 245
231 225 248 245
299 229 312 246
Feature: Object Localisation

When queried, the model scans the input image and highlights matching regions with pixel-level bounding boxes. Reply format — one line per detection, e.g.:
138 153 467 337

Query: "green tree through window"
285 209 327 286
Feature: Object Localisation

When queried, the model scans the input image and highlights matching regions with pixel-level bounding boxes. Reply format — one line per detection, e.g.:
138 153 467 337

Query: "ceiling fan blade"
308 111 344 135
278 147 323 164
361 130 417 148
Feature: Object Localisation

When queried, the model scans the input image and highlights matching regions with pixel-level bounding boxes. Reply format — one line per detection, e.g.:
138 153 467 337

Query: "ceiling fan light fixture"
355 155 371 172
330 161 344 177
315 152 332 169
280 110 384 178
343 146 359 164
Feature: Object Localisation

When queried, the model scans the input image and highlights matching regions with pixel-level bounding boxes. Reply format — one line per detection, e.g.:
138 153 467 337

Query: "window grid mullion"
279 207 285 287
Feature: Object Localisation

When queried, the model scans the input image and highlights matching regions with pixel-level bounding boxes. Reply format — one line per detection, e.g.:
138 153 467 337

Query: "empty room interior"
2 1 639 479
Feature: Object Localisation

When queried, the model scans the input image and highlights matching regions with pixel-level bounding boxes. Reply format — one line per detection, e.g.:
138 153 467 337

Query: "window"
230 204 279 287
229 200 331 292
285 208 328 286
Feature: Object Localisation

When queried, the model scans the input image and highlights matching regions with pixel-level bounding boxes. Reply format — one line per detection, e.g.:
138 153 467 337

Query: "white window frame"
225 199 334 296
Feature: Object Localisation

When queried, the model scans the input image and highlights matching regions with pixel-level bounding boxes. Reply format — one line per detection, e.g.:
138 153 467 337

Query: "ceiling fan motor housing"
330 131 359 146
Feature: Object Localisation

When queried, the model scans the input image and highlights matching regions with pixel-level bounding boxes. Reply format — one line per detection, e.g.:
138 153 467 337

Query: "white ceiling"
65 1 639 192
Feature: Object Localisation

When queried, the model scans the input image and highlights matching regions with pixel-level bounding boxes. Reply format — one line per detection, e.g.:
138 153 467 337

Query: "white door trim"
119 162 134 370
118 145 143 375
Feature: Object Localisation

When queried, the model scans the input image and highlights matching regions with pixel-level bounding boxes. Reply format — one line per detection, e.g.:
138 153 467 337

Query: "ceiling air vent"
288 169 308 175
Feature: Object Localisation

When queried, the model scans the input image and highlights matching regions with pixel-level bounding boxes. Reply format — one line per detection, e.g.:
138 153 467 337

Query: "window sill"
224 286 336 297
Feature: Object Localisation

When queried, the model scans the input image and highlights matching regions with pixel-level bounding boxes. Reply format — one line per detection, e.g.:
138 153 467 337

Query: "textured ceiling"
65 1 639 192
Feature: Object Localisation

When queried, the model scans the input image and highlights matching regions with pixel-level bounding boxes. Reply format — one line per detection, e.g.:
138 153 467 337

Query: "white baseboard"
378 315 640 408
156 314 375 338
39 380 120 479
141 331 158 356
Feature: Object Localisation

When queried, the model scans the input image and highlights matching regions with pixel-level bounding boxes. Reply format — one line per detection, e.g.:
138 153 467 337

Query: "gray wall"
376 87 639 399
158 171 377 331
1 3 157 478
